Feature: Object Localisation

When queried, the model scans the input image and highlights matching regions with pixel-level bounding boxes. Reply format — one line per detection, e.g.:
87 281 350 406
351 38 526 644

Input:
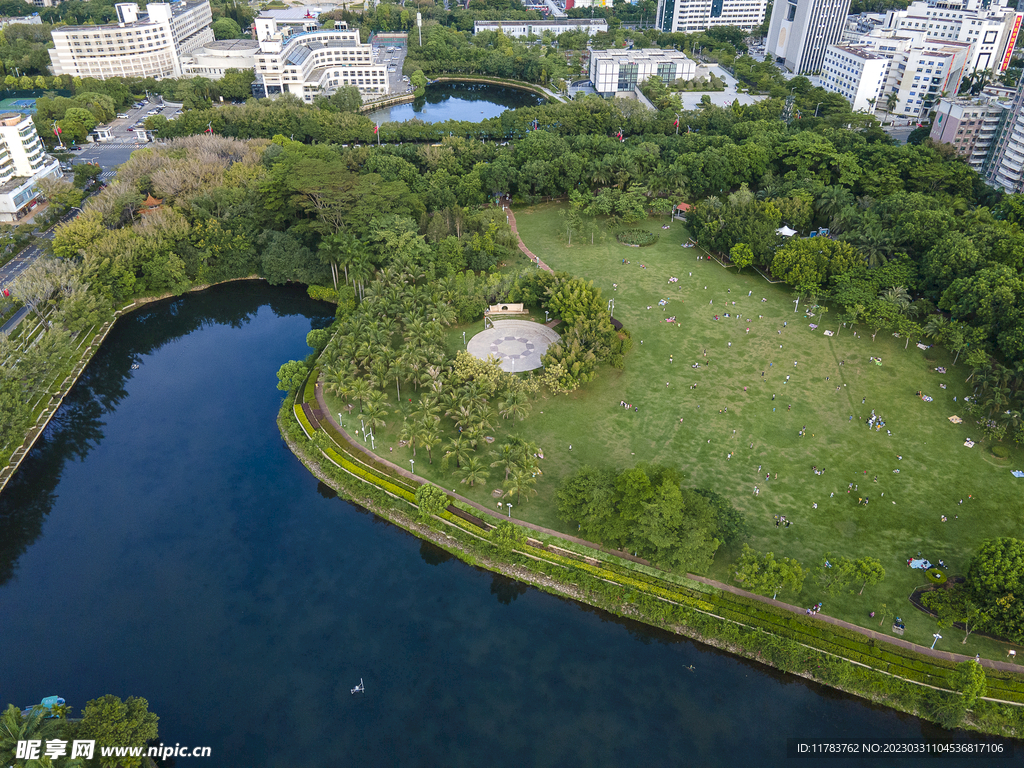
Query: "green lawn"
327 202 1024 659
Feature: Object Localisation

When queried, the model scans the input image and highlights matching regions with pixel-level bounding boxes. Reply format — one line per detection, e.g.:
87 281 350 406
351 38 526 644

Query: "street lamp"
506 502 512 517
463 330 466 347
369 431 375 450
814 102 823 118
931 633 942 649
544 310 549 323
410 459 415 475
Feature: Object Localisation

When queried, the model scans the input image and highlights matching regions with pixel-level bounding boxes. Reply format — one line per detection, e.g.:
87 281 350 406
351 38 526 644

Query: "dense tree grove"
556 463 745 571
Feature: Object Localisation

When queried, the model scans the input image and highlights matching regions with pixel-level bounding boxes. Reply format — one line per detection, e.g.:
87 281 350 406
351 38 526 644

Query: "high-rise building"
766 0 852 74
930 89 1014 174
986 82 1024 193
655 0 768 34
0 113 61 222
49 0 214 80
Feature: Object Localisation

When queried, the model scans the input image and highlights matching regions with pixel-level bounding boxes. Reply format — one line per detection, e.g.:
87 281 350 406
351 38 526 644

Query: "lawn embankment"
290 365 1024 735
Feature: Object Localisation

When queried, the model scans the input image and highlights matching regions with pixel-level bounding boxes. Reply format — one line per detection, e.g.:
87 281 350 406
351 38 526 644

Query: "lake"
0 283 1014 767
365 82 545 125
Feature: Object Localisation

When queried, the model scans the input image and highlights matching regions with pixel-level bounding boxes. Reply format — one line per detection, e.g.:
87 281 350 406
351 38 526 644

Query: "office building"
49 0 214 80
766 0 852 74
589 49 696 97
880 0 1022 76
0 113 60 222
255 18 388 102
820 33 971 119
655 0 768 33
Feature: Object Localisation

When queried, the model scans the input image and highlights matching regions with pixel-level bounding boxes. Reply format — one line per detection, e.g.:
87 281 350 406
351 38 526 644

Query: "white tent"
776 225 798 237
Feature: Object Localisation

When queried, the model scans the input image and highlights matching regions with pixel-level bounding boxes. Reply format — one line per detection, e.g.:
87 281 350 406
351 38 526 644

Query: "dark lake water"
0 283 1016 767
365 82 545 125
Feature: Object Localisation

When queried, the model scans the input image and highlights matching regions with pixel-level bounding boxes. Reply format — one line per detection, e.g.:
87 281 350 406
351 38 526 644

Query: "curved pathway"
502 201 553 273
312 383 1021 677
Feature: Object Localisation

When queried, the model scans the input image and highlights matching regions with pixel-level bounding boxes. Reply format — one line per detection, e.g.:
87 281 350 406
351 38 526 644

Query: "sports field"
326 203 1024 654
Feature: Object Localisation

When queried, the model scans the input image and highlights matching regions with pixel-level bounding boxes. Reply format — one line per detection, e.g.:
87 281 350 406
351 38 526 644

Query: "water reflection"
490 572 528 604
419 539 454 567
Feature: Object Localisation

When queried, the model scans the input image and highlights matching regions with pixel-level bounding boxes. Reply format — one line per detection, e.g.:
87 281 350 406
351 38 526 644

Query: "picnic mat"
1012 470 1024 478
948 415 963 424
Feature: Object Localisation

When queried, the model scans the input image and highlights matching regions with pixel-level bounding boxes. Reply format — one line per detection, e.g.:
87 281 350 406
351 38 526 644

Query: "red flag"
373 123 379 135
673 117 679 127
2 288 9 297
204 122 212 134
53 126 61 136
616 130 624 142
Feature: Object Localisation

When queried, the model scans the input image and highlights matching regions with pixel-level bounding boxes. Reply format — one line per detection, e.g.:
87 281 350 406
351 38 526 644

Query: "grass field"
325 203 1024 659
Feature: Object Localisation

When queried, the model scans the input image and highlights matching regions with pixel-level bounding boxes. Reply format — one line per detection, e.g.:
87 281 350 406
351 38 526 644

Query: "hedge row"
317 440 418 504
293 403 314 439
527 547 717 612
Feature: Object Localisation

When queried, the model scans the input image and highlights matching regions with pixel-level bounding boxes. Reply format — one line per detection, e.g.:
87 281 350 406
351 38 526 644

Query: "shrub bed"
616 228 660 247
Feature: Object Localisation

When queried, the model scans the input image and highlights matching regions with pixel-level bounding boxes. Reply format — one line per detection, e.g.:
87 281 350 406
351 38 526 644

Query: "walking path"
311 388 1021 676
502 202 553 273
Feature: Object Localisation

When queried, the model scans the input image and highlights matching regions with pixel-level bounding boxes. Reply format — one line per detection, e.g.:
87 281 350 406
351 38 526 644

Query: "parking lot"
107 95 181 141
373 43 412 96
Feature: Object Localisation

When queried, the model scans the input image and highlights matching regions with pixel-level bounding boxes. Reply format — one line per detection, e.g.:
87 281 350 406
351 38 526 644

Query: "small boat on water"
21 696 65 717
351 679 364 695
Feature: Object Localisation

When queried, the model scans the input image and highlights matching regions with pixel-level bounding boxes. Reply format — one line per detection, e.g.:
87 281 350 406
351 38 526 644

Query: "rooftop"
830 44 885 59
204 39 260 51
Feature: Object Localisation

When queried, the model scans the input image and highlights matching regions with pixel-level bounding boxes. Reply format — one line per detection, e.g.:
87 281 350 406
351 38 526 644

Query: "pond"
365 82 545 125
0 283 1014 767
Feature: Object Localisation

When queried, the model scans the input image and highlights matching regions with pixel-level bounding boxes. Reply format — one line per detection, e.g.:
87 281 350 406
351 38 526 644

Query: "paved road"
0 207 85 335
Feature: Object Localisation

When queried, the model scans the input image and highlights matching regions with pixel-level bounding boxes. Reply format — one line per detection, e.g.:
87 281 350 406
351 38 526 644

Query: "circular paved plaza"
466 320 561 372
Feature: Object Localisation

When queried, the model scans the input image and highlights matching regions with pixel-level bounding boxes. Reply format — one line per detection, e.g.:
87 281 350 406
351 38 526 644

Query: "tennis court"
0 98 37 113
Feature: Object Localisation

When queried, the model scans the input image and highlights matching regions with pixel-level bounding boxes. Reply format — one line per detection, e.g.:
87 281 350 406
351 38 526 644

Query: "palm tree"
367 389 391 411
399 419 421 457
349 378 372 411
0 704 70 768
503 467 538 504
419 421 442 464
490 442 519 481
884 91 898 120
443 435 472 470
498 391 530 421
815 186 853 223
458 455 490 488
923 314 949 341
361 402 388 433
881 285 911 311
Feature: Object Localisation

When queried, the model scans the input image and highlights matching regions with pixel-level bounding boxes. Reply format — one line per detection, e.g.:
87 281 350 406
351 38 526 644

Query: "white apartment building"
767 0 852 74
180 39 260 79
0 113 60 222
820 44 888 112
930 91 1011 173
589 49 696 97
655 0 768 33
255 19 387 102
881 0 1022 76
49 0 214 80
856 33 971 119
473 19 608 36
